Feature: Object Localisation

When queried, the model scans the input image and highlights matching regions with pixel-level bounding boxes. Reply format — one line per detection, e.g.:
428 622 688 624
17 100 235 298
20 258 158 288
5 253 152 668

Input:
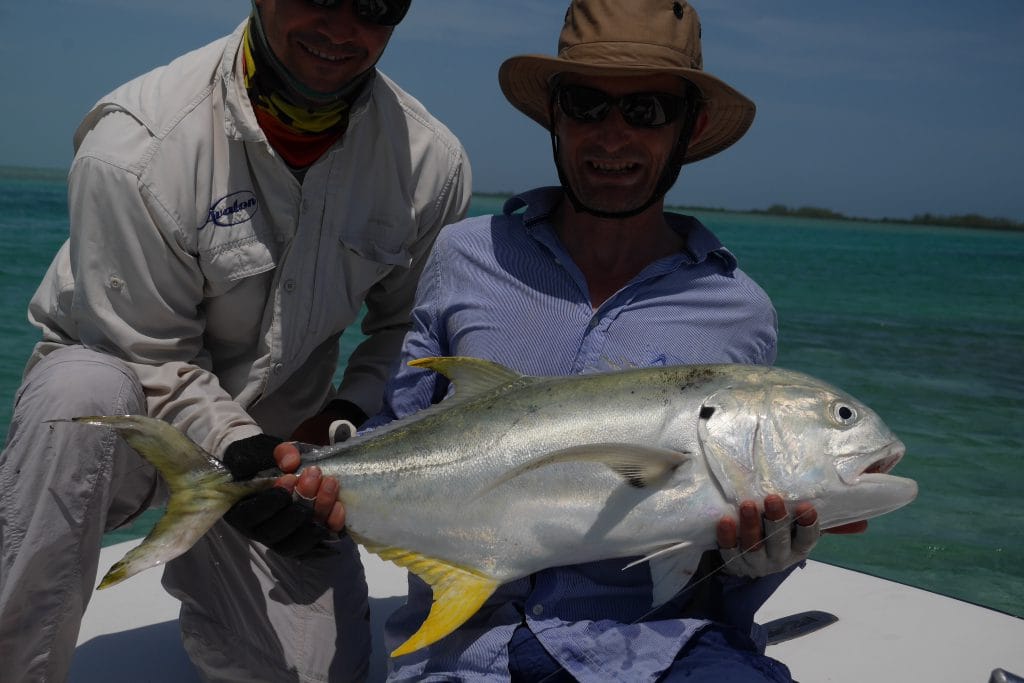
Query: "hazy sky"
2 1 1022 220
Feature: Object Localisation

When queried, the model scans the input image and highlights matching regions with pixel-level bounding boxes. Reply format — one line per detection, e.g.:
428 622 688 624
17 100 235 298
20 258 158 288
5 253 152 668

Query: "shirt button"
283 279 296 292
272 363 284 374
531 604 544 616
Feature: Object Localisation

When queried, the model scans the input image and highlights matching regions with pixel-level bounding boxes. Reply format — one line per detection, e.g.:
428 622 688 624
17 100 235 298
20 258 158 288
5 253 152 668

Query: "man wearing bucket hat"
500 0 756 219
344 0 864 680
0 1 470 682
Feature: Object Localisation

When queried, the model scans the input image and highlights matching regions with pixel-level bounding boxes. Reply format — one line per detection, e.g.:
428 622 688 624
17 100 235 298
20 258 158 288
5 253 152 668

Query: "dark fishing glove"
222 433 331 558
290 398 368 445
222 433 283 479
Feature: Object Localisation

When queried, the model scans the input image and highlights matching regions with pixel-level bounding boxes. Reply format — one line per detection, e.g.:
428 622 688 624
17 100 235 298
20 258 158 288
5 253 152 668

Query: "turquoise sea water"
2 168 1021 618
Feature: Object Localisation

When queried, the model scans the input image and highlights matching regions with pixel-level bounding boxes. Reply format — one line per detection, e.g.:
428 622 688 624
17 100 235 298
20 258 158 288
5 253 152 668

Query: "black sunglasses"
556 84 687 129
307 0 412 26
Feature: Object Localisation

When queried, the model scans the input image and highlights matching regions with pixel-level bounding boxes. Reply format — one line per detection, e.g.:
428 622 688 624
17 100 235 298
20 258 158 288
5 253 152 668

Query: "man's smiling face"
553 73 693 216
255 0 393 94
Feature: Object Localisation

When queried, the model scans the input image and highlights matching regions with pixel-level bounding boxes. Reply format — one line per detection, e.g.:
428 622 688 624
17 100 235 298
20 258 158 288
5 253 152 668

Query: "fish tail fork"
64 415 274 589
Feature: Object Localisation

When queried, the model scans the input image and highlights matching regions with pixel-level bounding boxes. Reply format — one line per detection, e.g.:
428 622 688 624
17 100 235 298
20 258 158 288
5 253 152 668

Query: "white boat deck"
71 541 1024 682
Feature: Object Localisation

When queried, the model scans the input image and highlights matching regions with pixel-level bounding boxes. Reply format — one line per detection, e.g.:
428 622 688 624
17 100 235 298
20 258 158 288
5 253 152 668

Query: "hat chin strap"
548 88 700 220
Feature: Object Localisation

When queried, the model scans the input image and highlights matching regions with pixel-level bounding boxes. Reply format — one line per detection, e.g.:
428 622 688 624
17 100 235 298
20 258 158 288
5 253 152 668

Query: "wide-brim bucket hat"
499 0 755 164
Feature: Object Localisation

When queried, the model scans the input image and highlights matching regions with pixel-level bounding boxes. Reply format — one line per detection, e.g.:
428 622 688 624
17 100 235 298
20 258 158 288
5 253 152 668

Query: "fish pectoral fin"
475 444 690 499
594 445 691 488
409 356 523 403
648 545 708 608
356 539 499 658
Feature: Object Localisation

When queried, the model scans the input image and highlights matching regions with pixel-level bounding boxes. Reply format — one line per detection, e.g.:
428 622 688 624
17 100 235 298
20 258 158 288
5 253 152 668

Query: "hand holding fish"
717 496 820 577
275 444 346 532
716 495 869 578
220 435 339 556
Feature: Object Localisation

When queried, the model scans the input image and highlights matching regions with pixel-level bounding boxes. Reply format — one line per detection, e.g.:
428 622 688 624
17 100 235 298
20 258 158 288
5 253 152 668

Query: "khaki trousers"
0 346 370 683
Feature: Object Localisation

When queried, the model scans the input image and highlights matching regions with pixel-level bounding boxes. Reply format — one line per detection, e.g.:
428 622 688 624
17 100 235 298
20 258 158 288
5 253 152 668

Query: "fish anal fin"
354 536 499 657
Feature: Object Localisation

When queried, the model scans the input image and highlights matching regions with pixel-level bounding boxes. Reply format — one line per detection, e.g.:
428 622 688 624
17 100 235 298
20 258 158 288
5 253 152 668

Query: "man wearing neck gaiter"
0 2 471 682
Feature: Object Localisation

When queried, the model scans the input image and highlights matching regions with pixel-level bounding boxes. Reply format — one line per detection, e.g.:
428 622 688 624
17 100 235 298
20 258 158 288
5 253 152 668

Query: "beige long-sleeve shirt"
26 21 472 456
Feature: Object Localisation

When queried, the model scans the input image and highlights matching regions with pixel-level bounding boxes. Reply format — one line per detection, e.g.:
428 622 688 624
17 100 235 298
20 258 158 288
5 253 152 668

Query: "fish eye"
831 402 858 426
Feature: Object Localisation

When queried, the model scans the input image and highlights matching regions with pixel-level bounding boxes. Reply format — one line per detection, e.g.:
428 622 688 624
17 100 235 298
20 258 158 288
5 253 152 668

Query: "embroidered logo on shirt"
201 191 259 229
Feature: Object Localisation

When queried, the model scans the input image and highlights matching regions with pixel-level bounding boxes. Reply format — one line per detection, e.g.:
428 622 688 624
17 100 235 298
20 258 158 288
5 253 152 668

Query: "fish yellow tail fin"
66 415 274 589
354 536 499 657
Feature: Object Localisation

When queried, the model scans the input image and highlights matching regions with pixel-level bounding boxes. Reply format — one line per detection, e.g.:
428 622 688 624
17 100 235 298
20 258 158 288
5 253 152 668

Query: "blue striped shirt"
374 187 783 681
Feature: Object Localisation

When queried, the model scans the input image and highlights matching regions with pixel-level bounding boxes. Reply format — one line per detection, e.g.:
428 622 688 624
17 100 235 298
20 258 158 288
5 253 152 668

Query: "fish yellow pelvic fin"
355 537 499 657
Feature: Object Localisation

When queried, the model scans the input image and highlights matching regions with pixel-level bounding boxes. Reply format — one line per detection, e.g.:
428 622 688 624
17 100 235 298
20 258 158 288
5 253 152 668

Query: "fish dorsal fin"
596 356 637 372
477 444 690 498
409 356 523 402
647 544 708 607
352 534 499 658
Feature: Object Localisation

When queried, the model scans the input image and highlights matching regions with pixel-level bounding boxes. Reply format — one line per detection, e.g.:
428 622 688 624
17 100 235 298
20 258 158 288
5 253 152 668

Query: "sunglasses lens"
619 93 682 128
353 0 411 25
558 86 611 123
558 86 685 128
308 0 410 25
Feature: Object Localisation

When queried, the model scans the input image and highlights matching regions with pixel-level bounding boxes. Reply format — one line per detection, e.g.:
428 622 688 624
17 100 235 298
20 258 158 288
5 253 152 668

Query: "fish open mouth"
826 439 917 528
860 444 904 476
838 441 906 485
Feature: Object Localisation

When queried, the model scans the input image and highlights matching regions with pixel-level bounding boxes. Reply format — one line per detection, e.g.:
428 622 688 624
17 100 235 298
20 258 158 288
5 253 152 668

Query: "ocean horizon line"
3 164 1021 233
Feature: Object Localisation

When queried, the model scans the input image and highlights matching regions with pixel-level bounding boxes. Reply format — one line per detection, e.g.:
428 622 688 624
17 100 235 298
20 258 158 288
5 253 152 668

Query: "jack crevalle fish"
69 357 917 657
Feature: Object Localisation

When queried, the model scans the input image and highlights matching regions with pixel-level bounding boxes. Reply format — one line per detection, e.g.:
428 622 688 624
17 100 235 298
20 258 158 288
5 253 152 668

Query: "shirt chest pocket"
336 216 415 287
339 212 413 262
200 233 278 298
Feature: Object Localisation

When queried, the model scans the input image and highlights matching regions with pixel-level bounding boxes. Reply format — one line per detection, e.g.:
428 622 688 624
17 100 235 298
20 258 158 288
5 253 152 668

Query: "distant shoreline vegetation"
683 202 1024 233
4 169 1021 233
474 192 1024 233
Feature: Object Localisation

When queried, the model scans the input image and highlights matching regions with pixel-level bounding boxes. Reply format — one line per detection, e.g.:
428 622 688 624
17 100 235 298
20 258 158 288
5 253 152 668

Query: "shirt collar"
503 186 738 272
